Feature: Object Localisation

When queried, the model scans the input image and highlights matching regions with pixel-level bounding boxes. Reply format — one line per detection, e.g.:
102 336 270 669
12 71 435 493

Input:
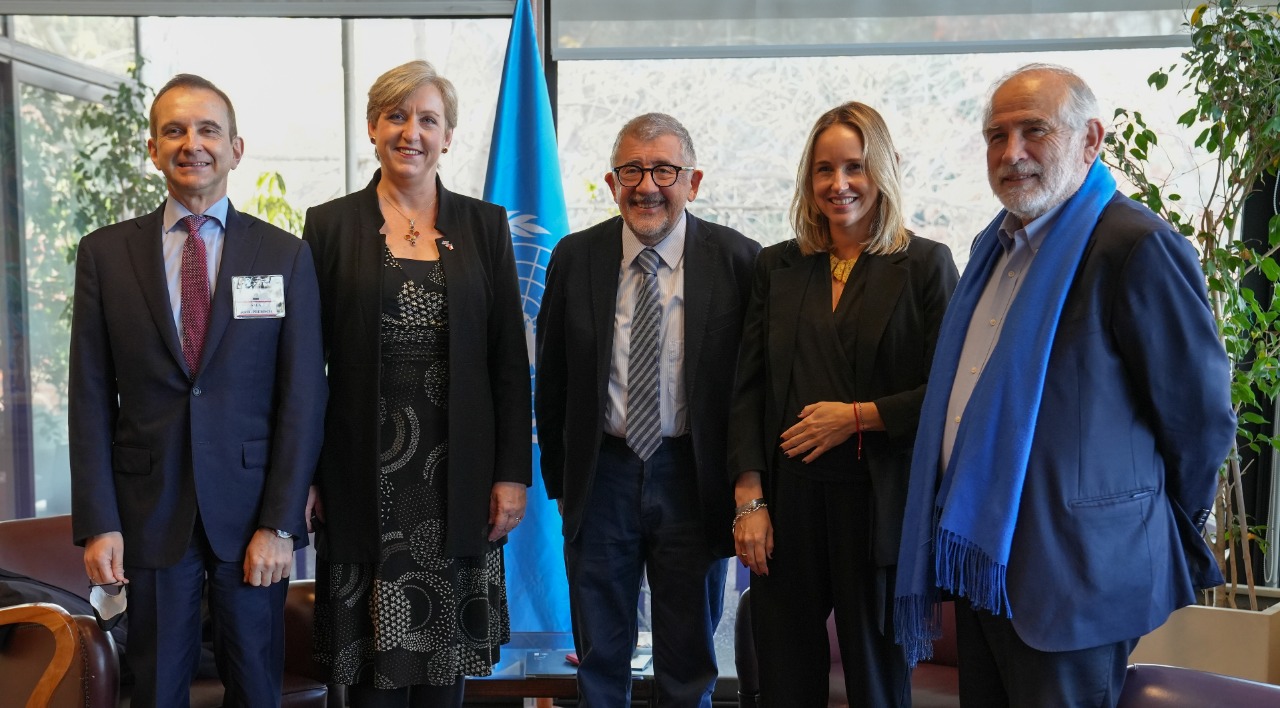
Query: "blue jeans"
565 434 727 708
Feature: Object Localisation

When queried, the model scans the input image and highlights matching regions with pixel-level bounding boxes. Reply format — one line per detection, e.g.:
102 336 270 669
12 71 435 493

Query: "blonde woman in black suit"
728 102 958 707
301 60 529 708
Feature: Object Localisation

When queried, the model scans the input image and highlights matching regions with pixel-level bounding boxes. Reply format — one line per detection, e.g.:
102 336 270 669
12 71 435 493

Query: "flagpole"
483 0 572 634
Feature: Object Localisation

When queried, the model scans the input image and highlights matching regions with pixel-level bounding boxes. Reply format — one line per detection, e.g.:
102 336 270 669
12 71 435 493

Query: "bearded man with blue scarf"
895 64 1236 707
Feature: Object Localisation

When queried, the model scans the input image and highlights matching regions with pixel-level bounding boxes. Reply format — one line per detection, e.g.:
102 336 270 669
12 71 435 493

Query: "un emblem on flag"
509 211 554 444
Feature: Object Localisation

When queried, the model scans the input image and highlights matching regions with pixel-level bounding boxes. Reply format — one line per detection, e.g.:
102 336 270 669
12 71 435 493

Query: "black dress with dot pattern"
313 245 510 688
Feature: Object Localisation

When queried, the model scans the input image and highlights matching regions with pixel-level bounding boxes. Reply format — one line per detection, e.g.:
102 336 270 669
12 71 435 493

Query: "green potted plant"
70 62 167 267
241 171 306 234
1106 0 1280 680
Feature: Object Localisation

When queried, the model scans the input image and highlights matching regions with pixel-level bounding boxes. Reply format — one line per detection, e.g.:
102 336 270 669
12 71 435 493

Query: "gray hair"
610 113 697 167
983 63 1100 131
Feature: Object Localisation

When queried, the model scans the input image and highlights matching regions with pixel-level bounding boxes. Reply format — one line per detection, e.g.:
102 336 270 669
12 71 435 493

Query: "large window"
0 15 127 520
137 17 348 209
13 15 135 73
0 8 1220 546
0 12 509 520
550 0 1191 58
136 16 509 211
557 46 1200 271
18 82 100 515
554 37 1212 643
346 18 511 199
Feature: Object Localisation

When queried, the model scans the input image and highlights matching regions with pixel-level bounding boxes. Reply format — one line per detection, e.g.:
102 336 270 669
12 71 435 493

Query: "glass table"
466 632 656 706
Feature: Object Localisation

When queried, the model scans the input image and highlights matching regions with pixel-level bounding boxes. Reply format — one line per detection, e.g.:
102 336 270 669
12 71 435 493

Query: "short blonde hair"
790 102 909 256
366 60 458 129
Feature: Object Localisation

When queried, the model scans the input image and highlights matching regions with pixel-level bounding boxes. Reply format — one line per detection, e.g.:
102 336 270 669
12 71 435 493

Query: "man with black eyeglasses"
536 113 760 707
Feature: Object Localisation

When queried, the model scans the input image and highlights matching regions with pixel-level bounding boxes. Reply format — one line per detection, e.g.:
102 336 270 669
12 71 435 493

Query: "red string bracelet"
853 402 863 460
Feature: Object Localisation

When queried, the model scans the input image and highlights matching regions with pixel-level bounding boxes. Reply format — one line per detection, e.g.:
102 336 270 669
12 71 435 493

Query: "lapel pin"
440 240 454 251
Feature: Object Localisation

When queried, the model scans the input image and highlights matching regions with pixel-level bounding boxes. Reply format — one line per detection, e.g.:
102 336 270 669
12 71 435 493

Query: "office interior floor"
462 567 747 707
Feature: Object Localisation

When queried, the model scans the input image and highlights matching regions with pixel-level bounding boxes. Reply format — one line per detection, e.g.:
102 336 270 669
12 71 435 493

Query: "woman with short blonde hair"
304 59 528 708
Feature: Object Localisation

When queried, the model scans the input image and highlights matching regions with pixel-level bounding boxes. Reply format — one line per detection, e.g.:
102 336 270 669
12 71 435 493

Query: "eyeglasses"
612 164 693 188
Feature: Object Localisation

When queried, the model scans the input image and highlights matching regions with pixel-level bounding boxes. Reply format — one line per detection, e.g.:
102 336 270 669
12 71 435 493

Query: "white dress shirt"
604 213 689 439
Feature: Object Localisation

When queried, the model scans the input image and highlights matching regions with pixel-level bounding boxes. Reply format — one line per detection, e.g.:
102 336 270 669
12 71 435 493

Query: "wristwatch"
267 527 293 540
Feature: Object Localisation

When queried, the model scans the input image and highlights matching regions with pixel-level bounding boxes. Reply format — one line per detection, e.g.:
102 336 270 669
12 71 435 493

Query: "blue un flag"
483 0 572 633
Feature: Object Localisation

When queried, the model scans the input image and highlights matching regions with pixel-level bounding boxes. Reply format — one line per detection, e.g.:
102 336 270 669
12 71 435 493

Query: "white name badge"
232 275 286 319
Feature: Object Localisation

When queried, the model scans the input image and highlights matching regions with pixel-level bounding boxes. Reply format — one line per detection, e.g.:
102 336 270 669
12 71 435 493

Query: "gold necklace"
379 193 423 247
829 253 859 283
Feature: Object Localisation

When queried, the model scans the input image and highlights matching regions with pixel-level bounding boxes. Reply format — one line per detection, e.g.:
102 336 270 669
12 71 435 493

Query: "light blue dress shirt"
941 201 1066 471
161 196 228 335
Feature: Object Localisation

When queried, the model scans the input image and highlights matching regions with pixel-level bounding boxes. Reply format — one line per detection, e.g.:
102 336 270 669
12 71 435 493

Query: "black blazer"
728 236 957 565
536 213 760 557
70 203 327 567
303 172 531 561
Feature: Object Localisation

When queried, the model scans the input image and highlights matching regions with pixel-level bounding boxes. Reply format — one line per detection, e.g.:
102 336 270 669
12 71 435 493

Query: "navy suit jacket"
69 202 327 568
536 213 760 557
1001 194 1234 651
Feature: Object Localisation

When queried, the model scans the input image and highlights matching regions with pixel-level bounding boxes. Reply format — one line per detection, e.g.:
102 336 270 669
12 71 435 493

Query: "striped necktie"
627 247 662 461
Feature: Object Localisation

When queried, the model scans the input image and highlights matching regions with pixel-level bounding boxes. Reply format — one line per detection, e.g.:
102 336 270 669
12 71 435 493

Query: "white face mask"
89 583 128 630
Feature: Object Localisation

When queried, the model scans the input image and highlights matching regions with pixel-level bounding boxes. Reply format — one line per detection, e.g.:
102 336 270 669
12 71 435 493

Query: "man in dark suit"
69 74 326 708
895 64 1236 707
536 113 760 707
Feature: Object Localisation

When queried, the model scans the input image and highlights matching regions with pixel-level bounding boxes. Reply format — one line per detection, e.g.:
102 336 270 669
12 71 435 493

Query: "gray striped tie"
627 248 662 461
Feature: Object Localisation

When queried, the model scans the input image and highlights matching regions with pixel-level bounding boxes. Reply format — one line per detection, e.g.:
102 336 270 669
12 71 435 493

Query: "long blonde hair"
790 102 909 256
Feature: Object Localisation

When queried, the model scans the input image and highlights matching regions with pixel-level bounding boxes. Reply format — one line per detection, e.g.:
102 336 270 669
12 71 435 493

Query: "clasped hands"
779 400 866 463
735 400 881 575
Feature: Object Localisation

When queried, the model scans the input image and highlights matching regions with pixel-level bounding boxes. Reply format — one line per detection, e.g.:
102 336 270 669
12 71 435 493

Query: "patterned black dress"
313 246 510 688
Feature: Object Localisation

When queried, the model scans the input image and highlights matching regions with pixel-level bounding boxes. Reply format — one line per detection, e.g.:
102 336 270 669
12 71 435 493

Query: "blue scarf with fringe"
894 159 1117 666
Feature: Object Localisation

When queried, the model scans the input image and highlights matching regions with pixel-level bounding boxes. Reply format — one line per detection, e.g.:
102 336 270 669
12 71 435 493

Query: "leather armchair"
0 514 330 707
1117 663 1280 707
0 602 119 707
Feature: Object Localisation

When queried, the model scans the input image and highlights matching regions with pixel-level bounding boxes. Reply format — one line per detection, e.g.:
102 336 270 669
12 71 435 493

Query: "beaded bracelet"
853 401 864 460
